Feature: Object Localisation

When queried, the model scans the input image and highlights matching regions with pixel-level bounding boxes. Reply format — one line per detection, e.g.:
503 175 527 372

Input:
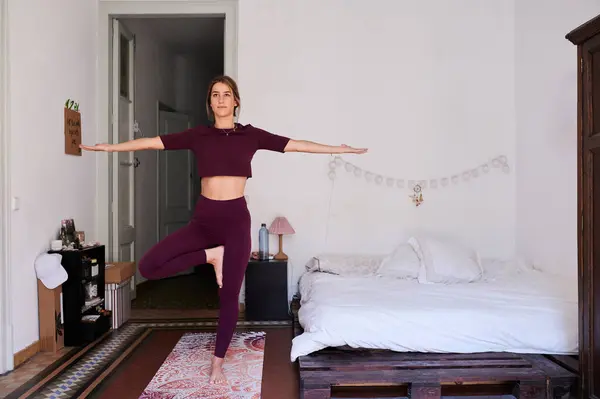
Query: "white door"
111 19 137 291
158 111 196 276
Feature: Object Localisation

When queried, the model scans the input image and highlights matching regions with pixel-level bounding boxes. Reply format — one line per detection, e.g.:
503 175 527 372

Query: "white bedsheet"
290 268 578 361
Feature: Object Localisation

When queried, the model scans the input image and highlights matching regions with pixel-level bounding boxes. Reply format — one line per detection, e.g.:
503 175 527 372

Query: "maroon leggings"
138 195 251 358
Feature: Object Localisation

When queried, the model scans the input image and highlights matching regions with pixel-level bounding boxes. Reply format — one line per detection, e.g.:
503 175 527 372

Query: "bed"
291 234 579 398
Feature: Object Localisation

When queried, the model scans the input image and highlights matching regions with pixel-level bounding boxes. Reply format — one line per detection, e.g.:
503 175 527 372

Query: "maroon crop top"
159 123 291 178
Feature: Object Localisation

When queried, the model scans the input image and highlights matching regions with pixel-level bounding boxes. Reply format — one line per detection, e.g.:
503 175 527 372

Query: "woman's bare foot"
209 356 227 384
206 246 224 288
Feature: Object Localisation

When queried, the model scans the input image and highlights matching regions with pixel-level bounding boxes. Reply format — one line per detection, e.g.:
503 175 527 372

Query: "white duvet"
290 268 578 361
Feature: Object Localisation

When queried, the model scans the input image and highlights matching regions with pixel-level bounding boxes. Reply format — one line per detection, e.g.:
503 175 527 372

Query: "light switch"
11 197 19 211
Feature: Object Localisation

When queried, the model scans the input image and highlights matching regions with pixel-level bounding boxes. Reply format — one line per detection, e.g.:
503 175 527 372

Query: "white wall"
238 0 517 298
0 0 11 374
515 0 600 279
7 0 98 353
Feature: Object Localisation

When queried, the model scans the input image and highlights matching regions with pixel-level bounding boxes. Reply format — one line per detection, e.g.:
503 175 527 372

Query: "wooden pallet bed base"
291 298 577 399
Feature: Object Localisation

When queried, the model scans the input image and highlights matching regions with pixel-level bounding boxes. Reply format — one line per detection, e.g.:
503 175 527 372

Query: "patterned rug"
139 331 265 399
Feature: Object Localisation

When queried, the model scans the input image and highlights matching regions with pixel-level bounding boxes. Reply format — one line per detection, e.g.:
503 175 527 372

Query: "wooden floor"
89 326 299 399
2 317 576 398
0 322 529 399
0 324 298 399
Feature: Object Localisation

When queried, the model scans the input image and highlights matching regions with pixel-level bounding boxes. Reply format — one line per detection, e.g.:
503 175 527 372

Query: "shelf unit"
49 245 111 346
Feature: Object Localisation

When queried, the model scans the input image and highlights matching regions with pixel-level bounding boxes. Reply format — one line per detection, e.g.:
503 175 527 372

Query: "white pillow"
305 253 385 277
480 257 536 281
409 235 483 284
376 243 421 279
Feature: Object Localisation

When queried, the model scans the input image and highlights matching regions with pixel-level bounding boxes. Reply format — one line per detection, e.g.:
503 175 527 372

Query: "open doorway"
118 16 225 312
97 1 238 318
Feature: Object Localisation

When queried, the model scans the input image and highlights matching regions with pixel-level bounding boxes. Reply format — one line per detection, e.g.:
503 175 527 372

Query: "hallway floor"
132 267 220 310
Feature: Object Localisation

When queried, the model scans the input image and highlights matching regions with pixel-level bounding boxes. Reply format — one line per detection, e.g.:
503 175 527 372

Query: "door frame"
0 0 13 374
112 18 137 267
96 0 239 260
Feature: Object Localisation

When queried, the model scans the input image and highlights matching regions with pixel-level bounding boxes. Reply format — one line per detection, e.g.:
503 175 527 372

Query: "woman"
80 75 367 384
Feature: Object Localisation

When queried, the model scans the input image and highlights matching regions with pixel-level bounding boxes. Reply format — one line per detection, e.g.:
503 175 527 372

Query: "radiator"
105 278 132 329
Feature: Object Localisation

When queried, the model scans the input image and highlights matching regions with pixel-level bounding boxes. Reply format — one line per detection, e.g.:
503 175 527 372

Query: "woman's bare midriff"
200 176 247 200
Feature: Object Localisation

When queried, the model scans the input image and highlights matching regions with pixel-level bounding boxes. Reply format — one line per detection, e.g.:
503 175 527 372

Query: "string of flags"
327 154 510 207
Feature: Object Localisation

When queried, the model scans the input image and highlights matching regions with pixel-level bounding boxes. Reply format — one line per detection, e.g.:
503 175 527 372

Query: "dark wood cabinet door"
581 34 600 399
567 15 600 399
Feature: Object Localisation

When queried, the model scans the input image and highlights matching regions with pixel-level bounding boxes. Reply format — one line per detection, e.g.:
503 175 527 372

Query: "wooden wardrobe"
567 15 600 399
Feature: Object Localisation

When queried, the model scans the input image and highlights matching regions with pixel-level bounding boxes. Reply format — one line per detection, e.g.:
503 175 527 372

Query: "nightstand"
245 259 290 321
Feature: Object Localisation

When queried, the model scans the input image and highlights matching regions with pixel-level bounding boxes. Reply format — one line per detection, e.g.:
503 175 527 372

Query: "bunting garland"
327 154 510 206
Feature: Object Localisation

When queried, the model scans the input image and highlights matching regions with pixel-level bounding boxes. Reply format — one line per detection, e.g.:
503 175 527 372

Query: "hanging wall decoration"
410 184 424 207
64 98 82 156
327 154 510 205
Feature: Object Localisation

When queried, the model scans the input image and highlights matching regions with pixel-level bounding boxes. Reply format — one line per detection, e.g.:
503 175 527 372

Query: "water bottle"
258 223 269 260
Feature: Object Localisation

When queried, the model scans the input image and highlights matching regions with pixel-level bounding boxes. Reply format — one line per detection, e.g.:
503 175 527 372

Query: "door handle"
120 158 140 168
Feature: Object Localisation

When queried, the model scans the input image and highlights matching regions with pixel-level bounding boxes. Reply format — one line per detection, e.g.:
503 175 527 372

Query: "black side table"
245 259 290 321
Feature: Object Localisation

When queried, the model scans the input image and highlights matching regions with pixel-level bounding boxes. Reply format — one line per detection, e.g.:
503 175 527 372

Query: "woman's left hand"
341 144 368 154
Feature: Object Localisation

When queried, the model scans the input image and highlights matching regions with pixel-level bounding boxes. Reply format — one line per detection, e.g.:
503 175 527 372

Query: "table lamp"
268 216 295 260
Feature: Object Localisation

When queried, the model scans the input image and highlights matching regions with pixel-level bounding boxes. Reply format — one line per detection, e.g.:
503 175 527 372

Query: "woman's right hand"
79 143 113 152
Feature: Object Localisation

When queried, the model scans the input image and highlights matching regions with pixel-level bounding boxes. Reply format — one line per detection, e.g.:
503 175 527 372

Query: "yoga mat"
139 331 265 399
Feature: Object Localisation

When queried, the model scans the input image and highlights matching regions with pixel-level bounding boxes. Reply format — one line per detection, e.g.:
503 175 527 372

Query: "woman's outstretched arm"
80 137 164 152
284 140 367 154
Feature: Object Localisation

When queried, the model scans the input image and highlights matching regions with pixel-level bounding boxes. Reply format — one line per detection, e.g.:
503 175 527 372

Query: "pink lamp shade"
268 216 294 260
268 216 295 235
